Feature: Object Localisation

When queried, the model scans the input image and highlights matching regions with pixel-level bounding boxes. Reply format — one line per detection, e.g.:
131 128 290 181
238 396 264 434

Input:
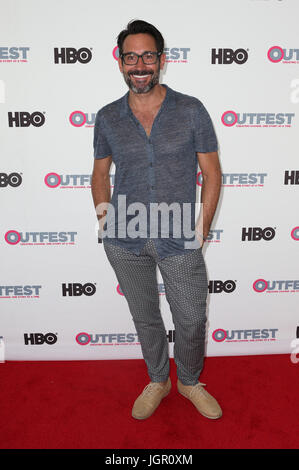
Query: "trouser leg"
103 240 169 382
158 248 208 385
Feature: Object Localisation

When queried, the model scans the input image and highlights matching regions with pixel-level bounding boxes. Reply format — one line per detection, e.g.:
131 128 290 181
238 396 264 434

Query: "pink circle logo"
291 227 299 241
69 110 87 127
5 230 21 245
221 110 238 127
253 279 268 293
44 172 61 188
267 46 284 63
212 329 227 342
117 284 124 295
76 332 91 345
112 46 119 61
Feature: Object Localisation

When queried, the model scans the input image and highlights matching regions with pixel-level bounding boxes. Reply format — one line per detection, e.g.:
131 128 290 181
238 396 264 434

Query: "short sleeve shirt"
93 84 218 259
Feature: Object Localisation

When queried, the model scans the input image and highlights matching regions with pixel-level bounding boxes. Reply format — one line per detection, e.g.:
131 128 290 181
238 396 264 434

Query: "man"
91 20 222 420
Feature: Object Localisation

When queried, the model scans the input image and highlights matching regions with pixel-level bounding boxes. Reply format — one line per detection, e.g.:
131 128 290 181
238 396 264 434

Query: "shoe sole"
178 389 222 420
132 388 171 420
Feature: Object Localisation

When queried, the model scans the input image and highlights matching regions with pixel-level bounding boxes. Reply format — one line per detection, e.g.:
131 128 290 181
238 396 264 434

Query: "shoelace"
189 382 207 399
142 382 165 396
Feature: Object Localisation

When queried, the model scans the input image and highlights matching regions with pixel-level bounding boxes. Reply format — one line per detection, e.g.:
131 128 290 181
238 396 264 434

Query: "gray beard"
124 70 160 94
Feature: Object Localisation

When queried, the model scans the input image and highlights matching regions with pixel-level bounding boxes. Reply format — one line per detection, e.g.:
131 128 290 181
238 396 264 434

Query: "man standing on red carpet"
91 20 222 420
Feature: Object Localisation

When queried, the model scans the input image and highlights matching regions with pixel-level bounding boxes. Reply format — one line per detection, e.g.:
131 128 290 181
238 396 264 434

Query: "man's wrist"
97 209 107 243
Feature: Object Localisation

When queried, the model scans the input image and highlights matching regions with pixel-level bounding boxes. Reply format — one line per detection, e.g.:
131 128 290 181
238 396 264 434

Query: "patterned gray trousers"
103 239 208 385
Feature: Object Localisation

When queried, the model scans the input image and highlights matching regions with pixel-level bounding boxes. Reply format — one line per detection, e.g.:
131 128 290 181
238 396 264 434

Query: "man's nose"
135 55 147 67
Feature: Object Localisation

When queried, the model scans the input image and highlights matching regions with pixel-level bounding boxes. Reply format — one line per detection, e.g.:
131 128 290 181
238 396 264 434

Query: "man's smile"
131 74 151 80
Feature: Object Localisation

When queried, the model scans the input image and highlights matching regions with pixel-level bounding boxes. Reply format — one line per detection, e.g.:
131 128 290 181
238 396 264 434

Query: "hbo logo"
62 283 96 297
24 333 57 345
8 112 45 127
0 172 22 187
211 48 248 64
242 227 276 241
54 48 92 64
208 280 236 294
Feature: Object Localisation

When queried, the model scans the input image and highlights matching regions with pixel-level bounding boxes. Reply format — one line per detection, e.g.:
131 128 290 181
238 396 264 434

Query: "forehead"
122 33 157 53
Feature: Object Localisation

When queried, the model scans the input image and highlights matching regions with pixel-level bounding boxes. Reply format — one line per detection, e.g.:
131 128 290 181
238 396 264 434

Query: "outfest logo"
267 46 299 64
4 230 77 246
45 172 115 189
45 173 91 189
197 171 267 187
0 47 30 63
212 328 278 343
75 332 140 346
253 279 299 293
164 47 190 63
0 285 42 299
221 110 295 127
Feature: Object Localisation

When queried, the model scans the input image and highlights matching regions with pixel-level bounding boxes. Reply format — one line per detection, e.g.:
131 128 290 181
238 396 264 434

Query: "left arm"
196 151 222 245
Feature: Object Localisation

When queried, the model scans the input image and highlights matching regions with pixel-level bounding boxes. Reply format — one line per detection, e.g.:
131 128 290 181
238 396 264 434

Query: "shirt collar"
119 84 175 118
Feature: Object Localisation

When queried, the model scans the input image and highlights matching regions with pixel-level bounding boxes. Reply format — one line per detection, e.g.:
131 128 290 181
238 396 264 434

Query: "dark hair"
117 19 164 56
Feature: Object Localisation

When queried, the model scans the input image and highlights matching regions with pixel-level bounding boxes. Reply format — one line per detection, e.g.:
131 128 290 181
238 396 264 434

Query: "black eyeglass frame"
120 51 162 65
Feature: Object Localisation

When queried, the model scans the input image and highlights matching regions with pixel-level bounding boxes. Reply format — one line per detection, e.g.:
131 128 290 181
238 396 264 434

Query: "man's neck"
128 84 167 112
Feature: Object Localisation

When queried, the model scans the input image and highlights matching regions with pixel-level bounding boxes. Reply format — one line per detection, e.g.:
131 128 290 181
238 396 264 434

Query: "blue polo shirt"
93 84 218 259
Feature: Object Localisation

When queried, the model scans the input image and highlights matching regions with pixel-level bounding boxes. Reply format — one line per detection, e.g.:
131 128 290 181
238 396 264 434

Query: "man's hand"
196 151 222 246
195 224 206 248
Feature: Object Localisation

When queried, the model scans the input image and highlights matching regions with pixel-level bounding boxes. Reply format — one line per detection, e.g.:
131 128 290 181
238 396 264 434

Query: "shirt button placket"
148 140 155 202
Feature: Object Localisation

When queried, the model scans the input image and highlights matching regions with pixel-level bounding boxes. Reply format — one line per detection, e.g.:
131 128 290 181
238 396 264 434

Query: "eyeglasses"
121 51 162 65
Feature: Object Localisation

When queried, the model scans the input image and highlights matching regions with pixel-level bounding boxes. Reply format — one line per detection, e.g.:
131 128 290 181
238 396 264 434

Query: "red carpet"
0 354 298 449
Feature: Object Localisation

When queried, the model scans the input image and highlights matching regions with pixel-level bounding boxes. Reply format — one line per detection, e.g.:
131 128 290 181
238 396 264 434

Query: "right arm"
91 156 112 234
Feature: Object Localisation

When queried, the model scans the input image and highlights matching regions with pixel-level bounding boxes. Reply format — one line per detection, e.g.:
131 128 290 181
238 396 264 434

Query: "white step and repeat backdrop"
1 0 298 361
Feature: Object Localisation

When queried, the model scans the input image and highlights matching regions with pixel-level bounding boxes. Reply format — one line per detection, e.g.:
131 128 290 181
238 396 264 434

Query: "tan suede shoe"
132 378 171 420
177 379 222 419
